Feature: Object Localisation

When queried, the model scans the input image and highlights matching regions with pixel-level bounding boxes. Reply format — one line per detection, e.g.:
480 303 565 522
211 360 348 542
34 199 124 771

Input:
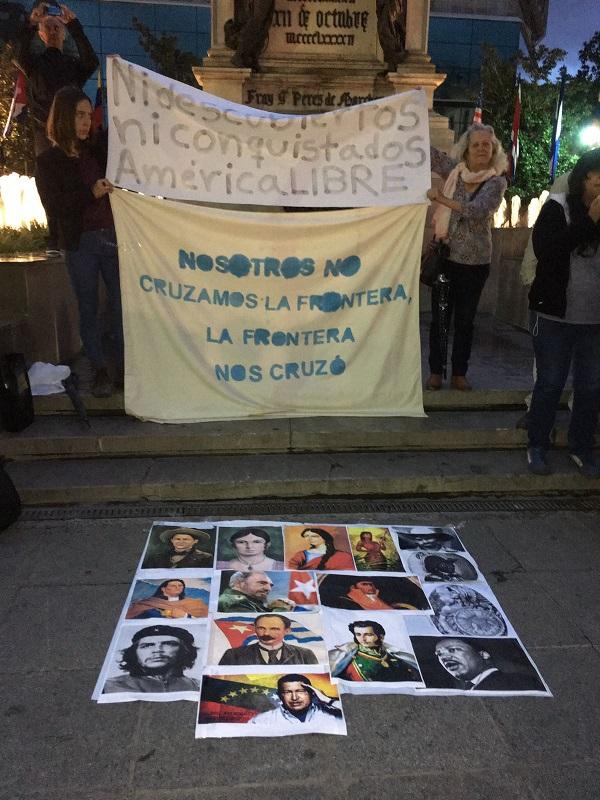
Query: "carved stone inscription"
265 0 377 58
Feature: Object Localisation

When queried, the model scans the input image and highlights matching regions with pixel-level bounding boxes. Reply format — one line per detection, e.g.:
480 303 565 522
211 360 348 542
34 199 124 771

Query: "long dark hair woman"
287 527 355 571
126 579 208 620
36 85 123 397
526 149 600 477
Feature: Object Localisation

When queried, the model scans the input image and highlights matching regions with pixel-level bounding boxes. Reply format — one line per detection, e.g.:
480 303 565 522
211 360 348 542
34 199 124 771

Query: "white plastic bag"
27 362 71 395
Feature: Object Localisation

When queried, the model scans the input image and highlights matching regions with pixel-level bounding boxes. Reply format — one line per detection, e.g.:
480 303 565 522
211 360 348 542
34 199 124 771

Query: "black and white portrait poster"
409 635 550 695
96 621 207 703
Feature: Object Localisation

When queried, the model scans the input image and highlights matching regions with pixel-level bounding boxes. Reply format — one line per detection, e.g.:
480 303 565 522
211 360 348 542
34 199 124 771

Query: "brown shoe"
451 375 472 391
425 373 443 390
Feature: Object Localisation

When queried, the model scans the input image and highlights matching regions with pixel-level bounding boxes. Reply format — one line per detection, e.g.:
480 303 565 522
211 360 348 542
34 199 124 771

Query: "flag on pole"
509 78 521 181
2 71 27 139
548 69 566 182
472 89 483 124
92 68 104 131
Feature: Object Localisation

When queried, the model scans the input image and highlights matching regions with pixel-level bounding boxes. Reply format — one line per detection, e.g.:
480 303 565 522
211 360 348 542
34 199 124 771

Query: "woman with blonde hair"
426 124 507 391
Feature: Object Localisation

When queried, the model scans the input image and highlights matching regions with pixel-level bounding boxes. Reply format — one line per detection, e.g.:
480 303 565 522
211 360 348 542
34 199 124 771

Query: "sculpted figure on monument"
225 0 275 71
376 0 406 71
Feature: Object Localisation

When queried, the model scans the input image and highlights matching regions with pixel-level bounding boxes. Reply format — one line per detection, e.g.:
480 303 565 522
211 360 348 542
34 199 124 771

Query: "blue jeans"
66 228 124 368
528 313 600 453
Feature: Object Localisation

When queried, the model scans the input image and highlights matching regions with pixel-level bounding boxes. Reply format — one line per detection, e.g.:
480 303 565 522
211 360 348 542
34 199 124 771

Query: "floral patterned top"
430 147 507 266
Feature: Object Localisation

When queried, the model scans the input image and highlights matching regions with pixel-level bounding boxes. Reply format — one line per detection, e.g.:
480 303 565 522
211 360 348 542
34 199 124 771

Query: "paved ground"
1 503 599 800
419 310 534 391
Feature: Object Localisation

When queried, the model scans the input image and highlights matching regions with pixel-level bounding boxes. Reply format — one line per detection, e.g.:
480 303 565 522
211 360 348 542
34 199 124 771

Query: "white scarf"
433 162 499 241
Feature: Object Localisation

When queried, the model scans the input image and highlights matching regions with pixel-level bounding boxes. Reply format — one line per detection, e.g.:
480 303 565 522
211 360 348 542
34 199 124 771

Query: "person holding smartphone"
12 2 98 256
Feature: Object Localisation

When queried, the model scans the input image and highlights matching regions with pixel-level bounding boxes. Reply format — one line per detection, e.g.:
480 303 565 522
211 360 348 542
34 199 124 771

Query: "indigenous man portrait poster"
404 550 481 583
347 526 404 572
207 612 328 667
196 670 346 738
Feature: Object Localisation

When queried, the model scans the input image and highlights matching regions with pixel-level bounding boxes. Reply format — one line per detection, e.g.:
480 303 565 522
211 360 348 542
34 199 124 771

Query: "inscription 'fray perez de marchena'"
106 57 431 207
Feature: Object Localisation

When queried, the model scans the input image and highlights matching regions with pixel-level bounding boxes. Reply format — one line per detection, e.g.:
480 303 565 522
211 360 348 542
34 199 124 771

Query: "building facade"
429 0 549 132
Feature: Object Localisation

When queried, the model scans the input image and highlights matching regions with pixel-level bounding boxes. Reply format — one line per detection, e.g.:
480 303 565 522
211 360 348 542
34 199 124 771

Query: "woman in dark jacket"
527 148 600 477
36 85 123 397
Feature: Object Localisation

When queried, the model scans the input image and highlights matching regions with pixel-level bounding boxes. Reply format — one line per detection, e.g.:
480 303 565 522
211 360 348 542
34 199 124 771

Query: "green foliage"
481 35 600 203
0 42 35 176
0 222 47 254
519 44 566 84
132 18 198 86
577 31 600 83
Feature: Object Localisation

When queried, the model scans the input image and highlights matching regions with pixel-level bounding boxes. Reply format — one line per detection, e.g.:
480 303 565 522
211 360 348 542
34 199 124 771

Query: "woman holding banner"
426 124 507 391
36 86 123 398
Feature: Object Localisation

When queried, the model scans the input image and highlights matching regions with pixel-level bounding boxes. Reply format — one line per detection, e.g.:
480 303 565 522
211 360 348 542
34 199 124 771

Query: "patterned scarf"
433 161 499 240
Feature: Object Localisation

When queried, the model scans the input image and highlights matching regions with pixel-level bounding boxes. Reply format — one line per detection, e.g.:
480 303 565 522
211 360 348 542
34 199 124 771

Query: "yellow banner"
112 190 426 422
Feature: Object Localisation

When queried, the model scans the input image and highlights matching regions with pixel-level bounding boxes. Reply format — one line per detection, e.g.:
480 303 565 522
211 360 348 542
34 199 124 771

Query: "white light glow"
580 124 600 148
0 172 47 229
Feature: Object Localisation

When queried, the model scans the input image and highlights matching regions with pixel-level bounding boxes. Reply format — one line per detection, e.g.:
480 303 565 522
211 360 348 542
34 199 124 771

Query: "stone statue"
376 0 406 71
225 0 275 71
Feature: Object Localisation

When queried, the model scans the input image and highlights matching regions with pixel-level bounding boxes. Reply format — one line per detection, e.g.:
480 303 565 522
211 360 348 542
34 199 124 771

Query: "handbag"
420 240 449 287
420 179 489 287
0 353 34 433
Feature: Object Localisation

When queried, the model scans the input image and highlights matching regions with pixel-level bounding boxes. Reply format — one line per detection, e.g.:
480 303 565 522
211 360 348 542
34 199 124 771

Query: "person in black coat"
13 2 98 253
36 86 123 397
527 149 600 477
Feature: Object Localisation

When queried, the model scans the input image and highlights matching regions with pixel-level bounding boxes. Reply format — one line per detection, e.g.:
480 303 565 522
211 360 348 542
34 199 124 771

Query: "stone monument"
194 0 454 150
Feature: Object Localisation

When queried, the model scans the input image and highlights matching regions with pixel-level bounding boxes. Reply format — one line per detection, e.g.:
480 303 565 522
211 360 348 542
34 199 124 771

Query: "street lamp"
580 92 600 149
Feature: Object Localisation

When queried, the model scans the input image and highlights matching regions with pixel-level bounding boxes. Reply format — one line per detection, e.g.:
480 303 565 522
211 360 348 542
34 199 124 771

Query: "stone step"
1 409 571 460
31 388 542 416
5 448 597 506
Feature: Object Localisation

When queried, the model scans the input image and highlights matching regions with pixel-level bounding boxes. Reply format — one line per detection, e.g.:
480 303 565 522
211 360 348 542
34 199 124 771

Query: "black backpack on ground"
0 353 34 433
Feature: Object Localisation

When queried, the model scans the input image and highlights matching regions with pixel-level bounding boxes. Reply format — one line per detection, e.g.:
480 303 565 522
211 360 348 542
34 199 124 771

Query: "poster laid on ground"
196 669 346 738
93 520 551 737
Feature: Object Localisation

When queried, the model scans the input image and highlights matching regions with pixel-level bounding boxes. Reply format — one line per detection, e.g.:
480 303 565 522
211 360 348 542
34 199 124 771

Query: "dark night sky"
541 0 600 74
